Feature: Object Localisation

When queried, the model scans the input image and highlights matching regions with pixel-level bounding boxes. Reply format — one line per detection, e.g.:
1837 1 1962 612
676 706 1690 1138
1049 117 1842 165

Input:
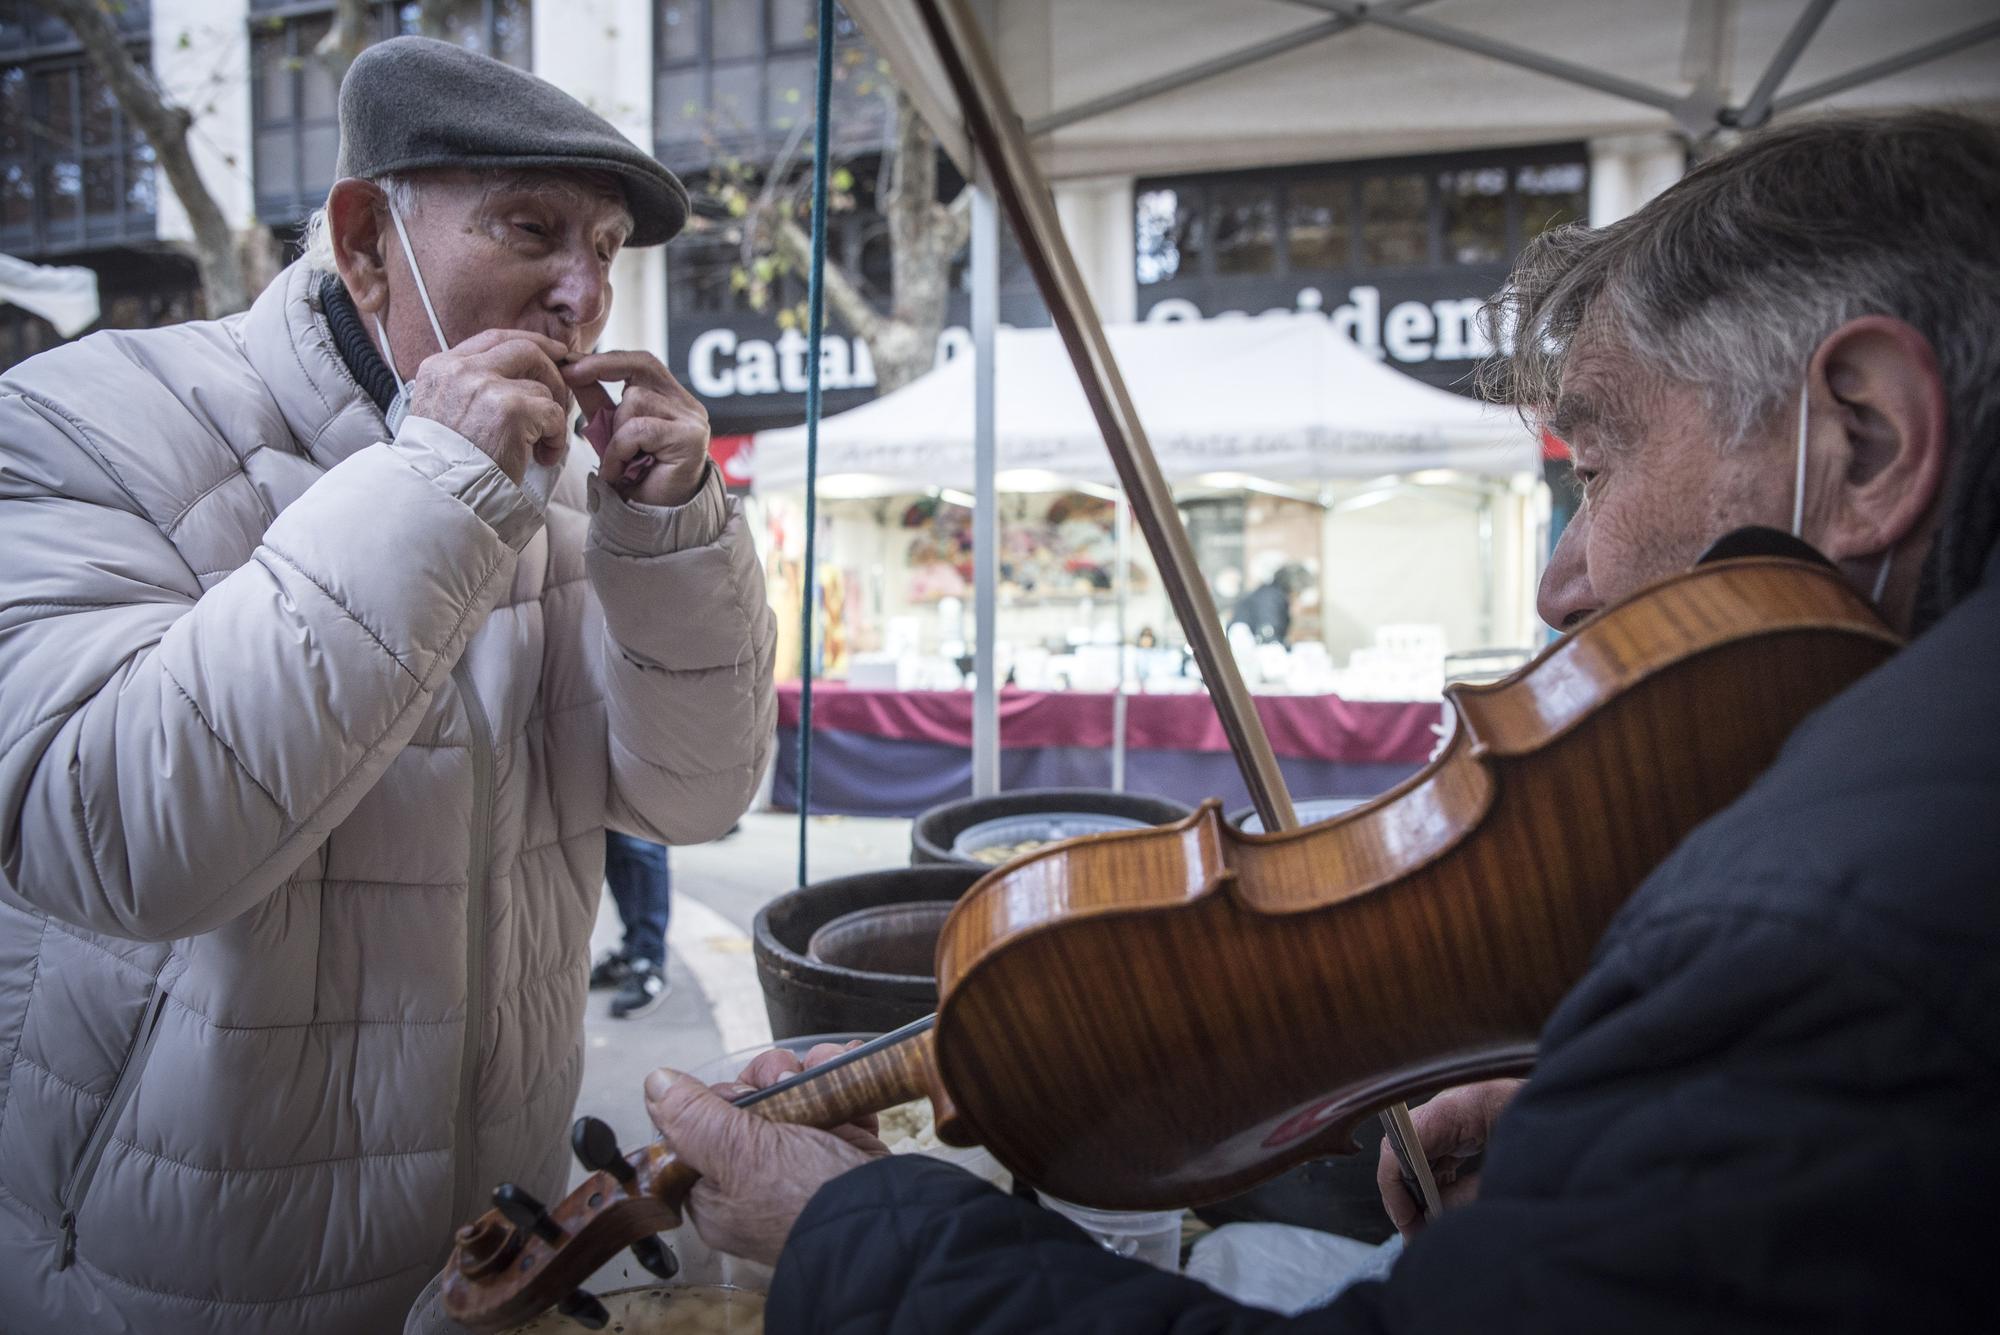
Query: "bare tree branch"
314 0 373 89
40 0 251 312
770 211 885 347
708 83 971 392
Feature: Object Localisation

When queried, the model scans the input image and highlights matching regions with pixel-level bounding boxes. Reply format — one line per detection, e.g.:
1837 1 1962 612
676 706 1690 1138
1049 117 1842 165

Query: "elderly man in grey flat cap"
0 37 774 1335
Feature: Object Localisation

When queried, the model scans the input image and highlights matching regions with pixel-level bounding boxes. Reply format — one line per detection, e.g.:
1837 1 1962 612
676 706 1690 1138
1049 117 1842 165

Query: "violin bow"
909 0 1446 1221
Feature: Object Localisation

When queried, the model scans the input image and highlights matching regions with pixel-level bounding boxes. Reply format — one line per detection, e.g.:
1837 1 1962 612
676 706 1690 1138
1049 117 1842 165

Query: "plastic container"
910 788 1193 867
753 865 985 1039
1036 1192 1183 1271
949 811 1149 864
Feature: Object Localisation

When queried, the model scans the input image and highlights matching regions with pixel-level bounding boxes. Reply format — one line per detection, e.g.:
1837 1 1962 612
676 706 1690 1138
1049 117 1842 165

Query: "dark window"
654 0 874 165
1137 146 1588 290
711 0 759 60
1135 185 1202 286
770 0 813 46
1360 172 1429 268
1440 166 1507 264
2 1 148 59
1516 160 1588 243
659 0 700 62
1211 181 1276 277
1 8 157 257
675 233 749 312
1284 176 1352 271
765 53 812 134
251 1 531 225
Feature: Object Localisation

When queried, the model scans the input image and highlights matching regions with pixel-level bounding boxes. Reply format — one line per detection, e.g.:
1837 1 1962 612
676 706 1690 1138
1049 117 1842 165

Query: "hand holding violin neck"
440 1024 939 1330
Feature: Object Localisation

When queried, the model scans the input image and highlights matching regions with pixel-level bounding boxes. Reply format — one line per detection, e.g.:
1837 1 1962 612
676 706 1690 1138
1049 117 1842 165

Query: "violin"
441 552 1899 1330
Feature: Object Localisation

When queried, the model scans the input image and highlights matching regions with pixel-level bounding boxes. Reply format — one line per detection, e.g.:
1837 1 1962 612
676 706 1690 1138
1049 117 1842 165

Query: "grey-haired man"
646 110 2000 1332
0 38 774 1333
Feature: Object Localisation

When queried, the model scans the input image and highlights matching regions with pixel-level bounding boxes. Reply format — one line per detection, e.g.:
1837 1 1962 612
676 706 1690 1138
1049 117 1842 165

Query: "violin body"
927 556 1899 1208
441 554 1897 1328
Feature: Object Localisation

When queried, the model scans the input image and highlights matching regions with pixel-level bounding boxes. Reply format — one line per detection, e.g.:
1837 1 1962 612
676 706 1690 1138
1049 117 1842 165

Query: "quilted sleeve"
0 396 540 940
583 465 775 845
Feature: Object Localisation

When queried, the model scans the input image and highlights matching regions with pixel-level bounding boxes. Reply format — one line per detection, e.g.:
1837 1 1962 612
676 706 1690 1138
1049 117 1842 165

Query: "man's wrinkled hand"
1376 1078 1524 1239
644 1042 887 1267
405 328 573 484
563 351 711 508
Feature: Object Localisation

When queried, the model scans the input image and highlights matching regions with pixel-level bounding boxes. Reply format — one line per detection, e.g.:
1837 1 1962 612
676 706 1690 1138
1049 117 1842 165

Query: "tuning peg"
630 1233 678 1280
557 1288 610 1330
491 1182 563 1244
570 1116 637 1186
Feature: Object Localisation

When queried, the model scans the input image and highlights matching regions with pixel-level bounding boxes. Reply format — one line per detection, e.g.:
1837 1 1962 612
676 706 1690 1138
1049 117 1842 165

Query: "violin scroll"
441 1127 694 1330
442 1022 941 1329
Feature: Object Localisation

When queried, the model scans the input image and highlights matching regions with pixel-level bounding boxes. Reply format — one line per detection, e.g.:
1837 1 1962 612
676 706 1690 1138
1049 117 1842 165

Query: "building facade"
2 0 1690 407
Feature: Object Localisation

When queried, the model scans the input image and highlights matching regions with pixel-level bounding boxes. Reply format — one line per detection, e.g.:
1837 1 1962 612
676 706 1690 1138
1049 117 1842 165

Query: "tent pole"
971 167 1000 798
1772 19 2000 115
1293 0 1690 115
1729 0 1837 129
911 0 1297 832
1025 0 1440 138
1112 488 1130 793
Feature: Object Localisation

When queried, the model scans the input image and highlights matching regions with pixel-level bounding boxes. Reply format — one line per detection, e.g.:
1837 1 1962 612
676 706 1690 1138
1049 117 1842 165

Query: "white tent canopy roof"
0 253 99 338
849 0 2000 181
750 314 1537 493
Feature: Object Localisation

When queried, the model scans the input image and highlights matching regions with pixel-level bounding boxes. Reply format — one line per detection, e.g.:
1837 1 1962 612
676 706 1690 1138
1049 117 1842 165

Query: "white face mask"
372 198 564 510
1790 379 1894 608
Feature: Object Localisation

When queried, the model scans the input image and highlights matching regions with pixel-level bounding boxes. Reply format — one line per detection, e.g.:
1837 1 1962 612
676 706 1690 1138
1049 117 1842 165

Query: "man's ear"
327 178 391 316
1811 315 1950 563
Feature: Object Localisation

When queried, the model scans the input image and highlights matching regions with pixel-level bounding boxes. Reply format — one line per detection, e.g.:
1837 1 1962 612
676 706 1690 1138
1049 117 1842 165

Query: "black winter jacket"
769 549 2000 1333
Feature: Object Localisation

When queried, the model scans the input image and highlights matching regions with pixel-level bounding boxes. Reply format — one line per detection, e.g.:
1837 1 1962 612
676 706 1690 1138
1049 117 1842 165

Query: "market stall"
752 314 1535 492
751 315 1537 814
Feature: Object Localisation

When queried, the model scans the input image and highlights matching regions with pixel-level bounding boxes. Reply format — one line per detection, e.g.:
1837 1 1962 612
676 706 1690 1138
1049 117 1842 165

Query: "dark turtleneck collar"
318 273 399 416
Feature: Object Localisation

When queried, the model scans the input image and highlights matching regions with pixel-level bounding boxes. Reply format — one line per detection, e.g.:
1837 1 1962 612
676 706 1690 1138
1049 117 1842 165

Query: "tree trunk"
761 91 971 394
874 90 970 392
41 0 252 313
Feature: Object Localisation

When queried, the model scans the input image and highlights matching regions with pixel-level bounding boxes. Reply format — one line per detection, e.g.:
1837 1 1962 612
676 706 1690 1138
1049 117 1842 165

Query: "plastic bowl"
949 811 1150 865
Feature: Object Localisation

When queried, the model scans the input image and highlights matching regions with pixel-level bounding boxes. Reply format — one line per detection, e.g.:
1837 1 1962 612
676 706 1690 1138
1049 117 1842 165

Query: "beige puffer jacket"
0 261 775 1333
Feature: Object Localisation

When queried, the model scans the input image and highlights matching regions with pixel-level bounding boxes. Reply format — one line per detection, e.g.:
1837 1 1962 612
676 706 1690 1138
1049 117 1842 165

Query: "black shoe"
611 959 669 1018
589 949 632 990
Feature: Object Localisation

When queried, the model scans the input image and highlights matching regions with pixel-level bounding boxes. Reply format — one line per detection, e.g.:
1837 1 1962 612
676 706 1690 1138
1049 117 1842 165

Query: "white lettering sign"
1429 297 1492 360
1384 300 1436 363
1144 284 1491 367
687 329 883 399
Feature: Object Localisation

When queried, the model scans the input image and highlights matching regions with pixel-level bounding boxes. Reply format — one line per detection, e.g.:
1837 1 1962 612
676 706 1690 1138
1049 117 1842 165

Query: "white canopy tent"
0 253 100 338
848 1 2000 184
751 314 1537 494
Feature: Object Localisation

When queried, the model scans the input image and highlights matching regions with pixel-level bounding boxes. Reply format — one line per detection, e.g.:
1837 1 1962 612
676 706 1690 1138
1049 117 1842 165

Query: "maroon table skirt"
773 683 1440 818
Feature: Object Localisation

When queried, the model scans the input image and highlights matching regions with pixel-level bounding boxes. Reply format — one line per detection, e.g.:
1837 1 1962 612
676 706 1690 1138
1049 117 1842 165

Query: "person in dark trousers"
635 112 2000 1333
592 832 672 1017
1230 563 1313 645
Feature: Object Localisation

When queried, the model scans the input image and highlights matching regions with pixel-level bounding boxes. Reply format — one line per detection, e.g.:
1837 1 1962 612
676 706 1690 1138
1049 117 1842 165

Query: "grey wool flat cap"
335 36 688 246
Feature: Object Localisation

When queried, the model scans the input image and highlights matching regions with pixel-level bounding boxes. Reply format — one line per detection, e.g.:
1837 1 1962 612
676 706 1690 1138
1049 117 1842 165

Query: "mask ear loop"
371 314 406 396
1790 378 1810 539
1799 375 1896 611
386 199 450 357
